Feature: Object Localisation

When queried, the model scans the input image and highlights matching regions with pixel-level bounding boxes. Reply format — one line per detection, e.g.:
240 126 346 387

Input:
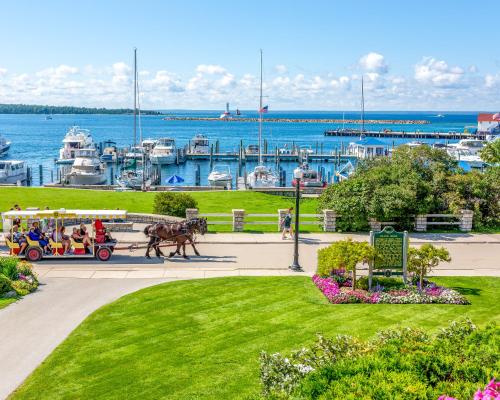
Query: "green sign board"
372 226 406 269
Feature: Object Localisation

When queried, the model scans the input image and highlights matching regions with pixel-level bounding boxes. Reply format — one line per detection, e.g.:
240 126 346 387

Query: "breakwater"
162 117 431 125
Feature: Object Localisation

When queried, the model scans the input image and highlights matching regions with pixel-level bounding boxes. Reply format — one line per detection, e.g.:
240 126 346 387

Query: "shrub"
317 239 376 289
408 244 451 289
0 256 19 280
357 276 406 291
153 192 198 218
0 273 13 295
260 320 499 399
11 280 33 296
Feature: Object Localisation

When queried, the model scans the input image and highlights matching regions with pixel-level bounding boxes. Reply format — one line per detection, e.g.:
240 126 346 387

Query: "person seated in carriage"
29 221 51 255
73 226 92 253
93 219 113 243
52 226 71 254
6 225 28 255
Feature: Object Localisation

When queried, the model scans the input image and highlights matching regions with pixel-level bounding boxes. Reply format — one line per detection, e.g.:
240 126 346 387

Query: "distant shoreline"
0 103 162 115
163 117 432 125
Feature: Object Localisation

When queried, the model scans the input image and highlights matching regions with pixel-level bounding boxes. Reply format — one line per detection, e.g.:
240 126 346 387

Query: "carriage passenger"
29 221 51 254
52 226 71 254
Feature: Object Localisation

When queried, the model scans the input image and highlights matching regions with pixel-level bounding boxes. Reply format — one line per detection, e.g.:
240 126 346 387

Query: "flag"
260 105 269 113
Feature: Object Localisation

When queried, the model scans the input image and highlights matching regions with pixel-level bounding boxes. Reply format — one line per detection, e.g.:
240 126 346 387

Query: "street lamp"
290 168 303 271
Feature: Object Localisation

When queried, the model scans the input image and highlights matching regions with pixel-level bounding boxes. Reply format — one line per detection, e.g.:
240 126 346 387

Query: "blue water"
0 111 479 186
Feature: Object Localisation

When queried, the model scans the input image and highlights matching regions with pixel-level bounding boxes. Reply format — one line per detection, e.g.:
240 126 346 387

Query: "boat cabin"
347 138 386 159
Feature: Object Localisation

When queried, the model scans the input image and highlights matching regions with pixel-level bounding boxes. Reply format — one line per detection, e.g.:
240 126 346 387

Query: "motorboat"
0 160 27 184
100 141 119 163
116 169 144 189
208 164 232 189
449 139 485 156
292 163 326 188
446 148 484 168
66 148 106 185
150 138 177 165
0 134 11 156
57 126 94 164
405 141 427 148
190 134 210 154
432 142 448 149
141 138 158 152
247 165 278 189
246 144 259 155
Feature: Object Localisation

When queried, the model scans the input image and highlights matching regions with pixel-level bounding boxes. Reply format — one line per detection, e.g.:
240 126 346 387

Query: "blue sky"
0 0 499 110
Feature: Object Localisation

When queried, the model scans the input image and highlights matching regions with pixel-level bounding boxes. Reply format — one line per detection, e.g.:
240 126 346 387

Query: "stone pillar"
232 209 245 232
278 209 288 232
186 208 199 220
368 218 381 232
323 209 336 232
414 215 427 232
459 209 473 232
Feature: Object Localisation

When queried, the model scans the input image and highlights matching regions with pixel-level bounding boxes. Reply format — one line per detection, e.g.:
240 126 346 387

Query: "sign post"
369 226 408 289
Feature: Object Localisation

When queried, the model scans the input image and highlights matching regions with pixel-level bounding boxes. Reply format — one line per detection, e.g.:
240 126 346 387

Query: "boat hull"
0 172 26 185
67 174 107 185
151 155 176 165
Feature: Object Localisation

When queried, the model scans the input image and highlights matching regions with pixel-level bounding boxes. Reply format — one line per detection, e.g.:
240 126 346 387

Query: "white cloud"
196 64 226 75
359 52 388 74
414 57 464 88
485 73 500 88
36 64 79 78
275 64 287 74
0 68 7 76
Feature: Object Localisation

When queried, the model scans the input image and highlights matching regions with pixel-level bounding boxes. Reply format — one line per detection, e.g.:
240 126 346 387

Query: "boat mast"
258 49 263 165
133 47 137 148
361 75 365 133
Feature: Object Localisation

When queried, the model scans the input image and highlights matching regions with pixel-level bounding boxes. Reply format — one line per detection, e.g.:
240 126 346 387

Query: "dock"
324 129 485 140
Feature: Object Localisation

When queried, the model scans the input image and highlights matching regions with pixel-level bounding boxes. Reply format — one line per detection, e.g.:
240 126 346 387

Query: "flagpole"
259 49 263 165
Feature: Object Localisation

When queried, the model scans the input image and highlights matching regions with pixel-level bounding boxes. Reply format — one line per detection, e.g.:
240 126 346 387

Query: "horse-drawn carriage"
2 209 126 262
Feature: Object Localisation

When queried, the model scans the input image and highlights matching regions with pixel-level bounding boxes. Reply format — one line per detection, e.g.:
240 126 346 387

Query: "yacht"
141 138 158 152
292 163 326 188
0 134 11 156
150 138 177 165
208 164 232 189
0 160 27 184
66 148 106 185
446 148 484 168
57 126 94 164
246 50 278 189
190 134 210 154
449 139 485 156
100 141 119 163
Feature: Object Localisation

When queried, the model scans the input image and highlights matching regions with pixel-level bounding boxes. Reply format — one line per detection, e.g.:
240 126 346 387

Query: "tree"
407 244 451 289
318 146 458 231
479 140 500 164
317 239 377 289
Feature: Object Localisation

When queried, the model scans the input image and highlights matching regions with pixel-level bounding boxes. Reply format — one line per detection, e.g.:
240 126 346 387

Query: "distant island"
0 103 162 115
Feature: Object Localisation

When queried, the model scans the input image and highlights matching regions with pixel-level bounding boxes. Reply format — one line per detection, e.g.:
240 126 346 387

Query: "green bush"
11 280 33 296
357 276 406 291
0 256 19 280
0 273 13 295
260 319 499 399
153 192 198 218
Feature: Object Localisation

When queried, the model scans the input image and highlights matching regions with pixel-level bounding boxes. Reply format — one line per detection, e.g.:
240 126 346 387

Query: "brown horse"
143 218 207 259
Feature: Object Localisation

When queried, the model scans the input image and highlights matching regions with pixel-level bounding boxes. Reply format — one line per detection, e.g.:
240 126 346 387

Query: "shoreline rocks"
162 117 431 125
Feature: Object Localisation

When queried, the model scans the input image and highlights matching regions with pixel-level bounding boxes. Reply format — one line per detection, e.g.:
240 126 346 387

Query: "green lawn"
0 187 320 232
0 298 15 310
11 276 500 400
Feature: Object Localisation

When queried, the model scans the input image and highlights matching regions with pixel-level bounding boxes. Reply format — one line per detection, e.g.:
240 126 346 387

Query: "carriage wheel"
25 246 43 262
96 247 112 262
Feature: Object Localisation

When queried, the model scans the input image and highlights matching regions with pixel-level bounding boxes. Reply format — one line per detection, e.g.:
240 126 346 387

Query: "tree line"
0 103 162 115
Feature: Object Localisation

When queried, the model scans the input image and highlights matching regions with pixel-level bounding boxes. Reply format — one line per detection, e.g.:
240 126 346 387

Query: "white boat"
246 144 259 155
208 164 232 189
150 138 177 165
446 148 484 168
141 138 158 152
116 169 144 189
0 160 27 184
0 134 11 156
190 134 209 154
57 126 94 164
292 163 325 188
405 141 427 148
449 139 485 156
246 49 278 189
66 148 106 185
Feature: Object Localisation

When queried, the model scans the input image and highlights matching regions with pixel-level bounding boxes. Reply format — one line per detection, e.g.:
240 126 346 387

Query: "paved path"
0 278 169 399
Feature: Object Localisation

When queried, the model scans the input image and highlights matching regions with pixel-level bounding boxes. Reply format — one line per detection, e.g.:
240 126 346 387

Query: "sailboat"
246 49 278 189
118 48 148 189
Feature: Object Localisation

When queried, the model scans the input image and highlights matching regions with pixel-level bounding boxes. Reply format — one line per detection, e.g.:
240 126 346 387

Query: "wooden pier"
324 129 485 140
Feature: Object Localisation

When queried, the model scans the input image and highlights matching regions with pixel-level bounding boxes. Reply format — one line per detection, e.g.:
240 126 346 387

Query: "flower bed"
0 257 39 299
312 274 469 305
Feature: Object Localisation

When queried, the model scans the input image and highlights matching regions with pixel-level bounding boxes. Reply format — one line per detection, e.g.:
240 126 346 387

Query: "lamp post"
290 168 303 271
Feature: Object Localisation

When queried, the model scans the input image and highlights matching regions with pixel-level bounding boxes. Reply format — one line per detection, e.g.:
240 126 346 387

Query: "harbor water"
0 111 480 186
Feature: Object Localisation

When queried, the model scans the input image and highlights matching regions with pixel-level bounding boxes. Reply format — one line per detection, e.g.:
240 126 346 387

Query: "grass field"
0 298 15 310
0 187 320 232
11 276 500 400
